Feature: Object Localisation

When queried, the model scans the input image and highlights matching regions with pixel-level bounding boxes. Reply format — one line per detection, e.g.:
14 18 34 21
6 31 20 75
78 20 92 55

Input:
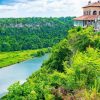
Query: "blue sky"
0 0 18 5
0 0 97 18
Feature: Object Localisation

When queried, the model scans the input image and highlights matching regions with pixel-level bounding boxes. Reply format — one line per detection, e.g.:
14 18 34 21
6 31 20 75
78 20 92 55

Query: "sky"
0 0 98 18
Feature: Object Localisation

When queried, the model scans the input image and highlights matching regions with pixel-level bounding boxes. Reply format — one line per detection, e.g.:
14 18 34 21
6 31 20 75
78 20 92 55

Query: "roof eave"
83 6 100 8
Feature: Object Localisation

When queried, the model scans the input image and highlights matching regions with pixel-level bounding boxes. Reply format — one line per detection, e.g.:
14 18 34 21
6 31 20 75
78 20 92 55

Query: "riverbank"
0 54 49 98
0 48 50 68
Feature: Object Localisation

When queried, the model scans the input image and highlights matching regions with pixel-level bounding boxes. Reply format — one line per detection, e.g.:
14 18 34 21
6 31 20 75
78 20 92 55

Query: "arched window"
93 11 97 15
86 11 88 15
89 11 91 15
87 11 89 15
84 11 86 15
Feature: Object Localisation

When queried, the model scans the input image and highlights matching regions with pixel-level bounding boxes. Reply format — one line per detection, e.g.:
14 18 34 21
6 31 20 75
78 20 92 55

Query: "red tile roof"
83 2 100 8
74 15 99 21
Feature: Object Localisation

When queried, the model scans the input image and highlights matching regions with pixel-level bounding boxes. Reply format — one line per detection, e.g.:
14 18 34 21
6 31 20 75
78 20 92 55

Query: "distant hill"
0 17 74 51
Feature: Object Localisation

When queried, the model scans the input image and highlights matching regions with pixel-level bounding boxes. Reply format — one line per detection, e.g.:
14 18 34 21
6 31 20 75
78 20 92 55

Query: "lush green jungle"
2 26 100 100
0 17 73 52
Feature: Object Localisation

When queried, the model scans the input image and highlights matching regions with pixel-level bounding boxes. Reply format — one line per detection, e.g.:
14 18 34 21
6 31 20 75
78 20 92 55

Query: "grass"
0 48 48 68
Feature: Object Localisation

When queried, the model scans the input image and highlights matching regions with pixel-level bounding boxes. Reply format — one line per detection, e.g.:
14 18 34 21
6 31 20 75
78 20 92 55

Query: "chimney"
88 1 91 5
98 0 100 3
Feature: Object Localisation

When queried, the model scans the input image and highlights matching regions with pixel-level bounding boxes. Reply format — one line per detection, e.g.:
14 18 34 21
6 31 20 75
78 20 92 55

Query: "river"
0 54 49 98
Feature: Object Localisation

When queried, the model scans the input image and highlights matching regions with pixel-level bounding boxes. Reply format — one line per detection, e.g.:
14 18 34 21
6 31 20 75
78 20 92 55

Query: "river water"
0 54 49 98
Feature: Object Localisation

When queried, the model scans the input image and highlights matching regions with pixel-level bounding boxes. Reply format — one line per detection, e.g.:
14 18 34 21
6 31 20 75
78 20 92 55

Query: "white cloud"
0 0 98 18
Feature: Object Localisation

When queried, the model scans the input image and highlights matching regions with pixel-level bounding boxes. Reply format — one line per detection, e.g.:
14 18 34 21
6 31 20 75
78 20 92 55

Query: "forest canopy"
0 17 74 52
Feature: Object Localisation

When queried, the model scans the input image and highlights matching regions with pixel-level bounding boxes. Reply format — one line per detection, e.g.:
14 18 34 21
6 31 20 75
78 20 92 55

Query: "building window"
93 11 97 15
84 11 86 15
87 11 88 15
87 11 89 15
89 11 91 15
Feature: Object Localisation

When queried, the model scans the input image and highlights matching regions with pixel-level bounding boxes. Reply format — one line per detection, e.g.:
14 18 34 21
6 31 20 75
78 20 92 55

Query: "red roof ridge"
74 15 100 21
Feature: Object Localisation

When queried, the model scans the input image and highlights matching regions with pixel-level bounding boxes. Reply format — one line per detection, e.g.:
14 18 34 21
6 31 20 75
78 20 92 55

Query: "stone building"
74 1 100 32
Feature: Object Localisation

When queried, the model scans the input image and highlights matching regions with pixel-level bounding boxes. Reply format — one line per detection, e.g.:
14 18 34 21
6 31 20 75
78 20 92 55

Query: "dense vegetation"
0 17 73 52
0 48 50 68
2 27 100 99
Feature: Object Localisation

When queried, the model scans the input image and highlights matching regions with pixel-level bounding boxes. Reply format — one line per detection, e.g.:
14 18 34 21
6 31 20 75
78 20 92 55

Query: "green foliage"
0 17 73 52
64 48 100 90
67 26 100 51
2 26 100 99
0 48 48 68
33 50 45 57
43 39 72 72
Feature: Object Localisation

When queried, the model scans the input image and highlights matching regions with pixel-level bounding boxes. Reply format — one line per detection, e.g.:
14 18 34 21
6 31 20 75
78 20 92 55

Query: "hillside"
2 26 100 100
0 17 73 52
